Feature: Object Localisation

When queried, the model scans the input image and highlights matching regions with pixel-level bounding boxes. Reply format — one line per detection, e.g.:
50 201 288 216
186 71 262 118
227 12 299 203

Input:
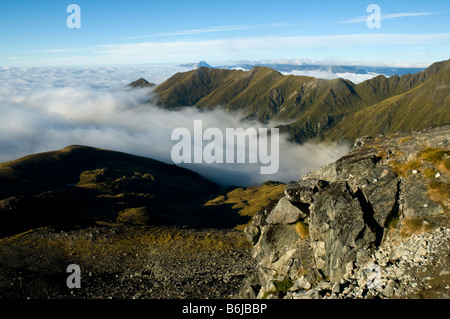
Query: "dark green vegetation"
0 145 254 237
150 59 450 144
272 277 294 294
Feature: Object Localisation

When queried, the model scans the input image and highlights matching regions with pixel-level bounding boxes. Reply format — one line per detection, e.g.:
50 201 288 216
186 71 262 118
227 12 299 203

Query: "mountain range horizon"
141 58 449 144
178 59 427 78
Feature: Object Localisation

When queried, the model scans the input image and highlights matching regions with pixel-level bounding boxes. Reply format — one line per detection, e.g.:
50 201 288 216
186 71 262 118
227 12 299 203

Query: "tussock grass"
418 147 450 212
399 137 413 143
116 207 149 225
31 227 250 259
204 183 286 230
0 229 34 245
423 168 439 179
295 221 310 240
389 159 422 177
419 147 450 166
400 217 433 238
262 277 294 299
2 226 251 274
273 277 294 293
427 180 450 211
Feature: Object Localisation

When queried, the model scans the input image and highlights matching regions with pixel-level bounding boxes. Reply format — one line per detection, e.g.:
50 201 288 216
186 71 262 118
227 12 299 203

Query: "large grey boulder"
403 173 444 218
244 209 267 245
362 169 399 228
240 124 450 299
265 197 308 225
284 178 328 204
309 181 380 282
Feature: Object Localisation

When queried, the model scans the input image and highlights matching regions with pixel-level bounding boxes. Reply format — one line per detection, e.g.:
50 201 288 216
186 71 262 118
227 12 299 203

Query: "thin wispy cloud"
39 49 76 53
3 30 446 68
7 32 448 66
120 23 288 40
107 33 450 53
384 12 436 19
95 33 450 64
340 11 437 24
122 25 247 40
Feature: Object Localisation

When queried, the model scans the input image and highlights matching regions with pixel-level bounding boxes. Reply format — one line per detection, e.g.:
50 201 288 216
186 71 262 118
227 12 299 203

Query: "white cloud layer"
6 33 449 67
281 70 381 84
0 67 350 186
95 34 450 63
340 12 436 24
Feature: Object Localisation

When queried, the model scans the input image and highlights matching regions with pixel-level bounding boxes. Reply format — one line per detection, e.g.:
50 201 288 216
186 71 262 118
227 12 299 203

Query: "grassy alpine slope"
150 59 450 143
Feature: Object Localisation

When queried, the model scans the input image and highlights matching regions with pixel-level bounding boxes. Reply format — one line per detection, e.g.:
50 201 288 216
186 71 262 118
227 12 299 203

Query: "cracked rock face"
239 124 450 299
266 197 308 225
284 178 328 204
309 181 380 282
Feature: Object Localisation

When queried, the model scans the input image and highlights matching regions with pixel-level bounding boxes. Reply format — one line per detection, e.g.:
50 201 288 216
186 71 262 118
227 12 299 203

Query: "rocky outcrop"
240 124 450 299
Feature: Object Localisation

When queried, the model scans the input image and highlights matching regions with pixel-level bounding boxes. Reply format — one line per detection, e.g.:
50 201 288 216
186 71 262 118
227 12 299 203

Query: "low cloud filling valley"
0 66 350 186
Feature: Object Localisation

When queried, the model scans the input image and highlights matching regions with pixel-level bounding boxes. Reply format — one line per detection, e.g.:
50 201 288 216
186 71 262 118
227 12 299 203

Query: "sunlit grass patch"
295 221 309 240
389 159 422 177
204 182 286 230
400 217 433 238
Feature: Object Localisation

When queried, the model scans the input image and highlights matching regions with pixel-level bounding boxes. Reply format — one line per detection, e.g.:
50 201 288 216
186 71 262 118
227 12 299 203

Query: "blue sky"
0 0 449 66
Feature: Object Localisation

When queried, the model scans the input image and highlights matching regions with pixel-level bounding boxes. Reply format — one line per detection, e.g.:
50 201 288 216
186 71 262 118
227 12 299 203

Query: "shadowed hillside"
0 145 254 236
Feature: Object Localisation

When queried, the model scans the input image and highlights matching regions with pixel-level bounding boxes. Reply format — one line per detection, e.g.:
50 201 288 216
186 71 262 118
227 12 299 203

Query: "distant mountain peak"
179 61 213 69
215 61 426 78
196 61 212 68
127 78 156 89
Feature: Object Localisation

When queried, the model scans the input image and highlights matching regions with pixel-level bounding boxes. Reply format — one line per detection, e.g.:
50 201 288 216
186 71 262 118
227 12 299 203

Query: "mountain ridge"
139 59 450 143
178 61 214 69
325 59 450 140
178 60 426 77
